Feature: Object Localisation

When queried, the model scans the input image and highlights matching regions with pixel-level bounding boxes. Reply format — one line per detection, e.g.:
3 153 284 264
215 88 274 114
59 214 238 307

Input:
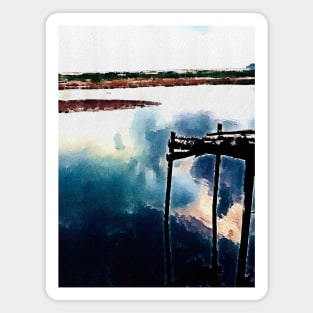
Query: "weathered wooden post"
163 126 255 287
236 157 255 287
164 131 175 286
211 123 222 271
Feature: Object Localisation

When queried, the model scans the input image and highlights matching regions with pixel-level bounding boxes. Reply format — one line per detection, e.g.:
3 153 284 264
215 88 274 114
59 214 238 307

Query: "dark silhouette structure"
164 123 255 287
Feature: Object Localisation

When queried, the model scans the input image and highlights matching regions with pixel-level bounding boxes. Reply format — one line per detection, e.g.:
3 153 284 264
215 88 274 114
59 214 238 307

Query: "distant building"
246 63 255 70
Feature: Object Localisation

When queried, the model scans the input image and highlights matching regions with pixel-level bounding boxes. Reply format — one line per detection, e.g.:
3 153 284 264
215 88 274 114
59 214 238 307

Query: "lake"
58 84 255 287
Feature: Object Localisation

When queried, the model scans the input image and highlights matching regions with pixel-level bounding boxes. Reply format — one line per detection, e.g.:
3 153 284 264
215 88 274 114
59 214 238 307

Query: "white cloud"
176 183 245 244
59 26 254 72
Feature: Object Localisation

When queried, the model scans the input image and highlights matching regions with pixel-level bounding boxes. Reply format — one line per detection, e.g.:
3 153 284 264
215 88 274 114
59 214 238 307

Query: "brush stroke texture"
59 99 161 113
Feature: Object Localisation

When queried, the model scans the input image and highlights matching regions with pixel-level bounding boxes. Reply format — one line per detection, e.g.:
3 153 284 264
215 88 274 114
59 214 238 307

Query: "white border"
46 12 268 301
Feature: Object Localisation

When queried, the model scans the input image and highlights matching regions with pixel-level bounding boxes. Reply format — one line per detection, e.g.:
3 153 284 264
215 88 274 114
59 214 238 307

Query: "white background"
0 0 311 311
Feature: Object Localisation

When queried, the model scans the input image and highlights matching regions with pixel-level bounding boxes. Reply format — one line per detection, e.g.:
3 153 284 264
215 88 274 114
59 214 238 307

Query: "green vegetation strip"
59 70 255 83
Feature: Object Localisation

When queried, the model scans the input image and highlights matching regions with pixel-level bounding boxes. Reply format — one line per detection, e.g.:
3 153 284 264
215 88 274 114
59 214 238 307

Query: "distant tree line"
59 70 255 83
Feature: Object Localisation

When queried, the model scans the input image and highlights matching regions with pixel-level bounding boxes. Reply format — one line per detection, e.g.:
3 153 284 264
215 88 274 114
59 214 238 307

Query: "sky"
59 25 254 72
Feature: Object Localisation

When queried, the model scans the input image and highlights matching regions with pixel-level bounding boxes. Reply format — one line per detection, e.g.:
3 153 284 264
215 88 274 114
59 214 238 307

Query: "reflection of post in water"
163 124 255 287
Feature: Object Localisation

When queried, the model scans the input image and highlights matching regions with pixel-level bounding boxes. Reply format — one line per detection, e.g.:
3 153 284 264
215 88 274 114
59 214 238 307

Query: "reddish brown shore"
59 99 161 113
59 77 255 90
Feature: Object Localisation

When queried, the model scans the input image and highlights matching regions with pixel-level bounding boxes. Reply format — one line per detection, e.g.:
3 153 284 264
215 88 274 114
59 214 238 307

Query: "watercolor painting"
46 13 267 300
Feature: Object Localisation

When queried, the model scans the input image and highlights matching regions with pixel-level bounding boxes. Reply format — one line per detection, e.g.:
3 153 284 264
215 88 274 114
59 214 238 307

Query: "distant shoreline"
59 77 255 90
